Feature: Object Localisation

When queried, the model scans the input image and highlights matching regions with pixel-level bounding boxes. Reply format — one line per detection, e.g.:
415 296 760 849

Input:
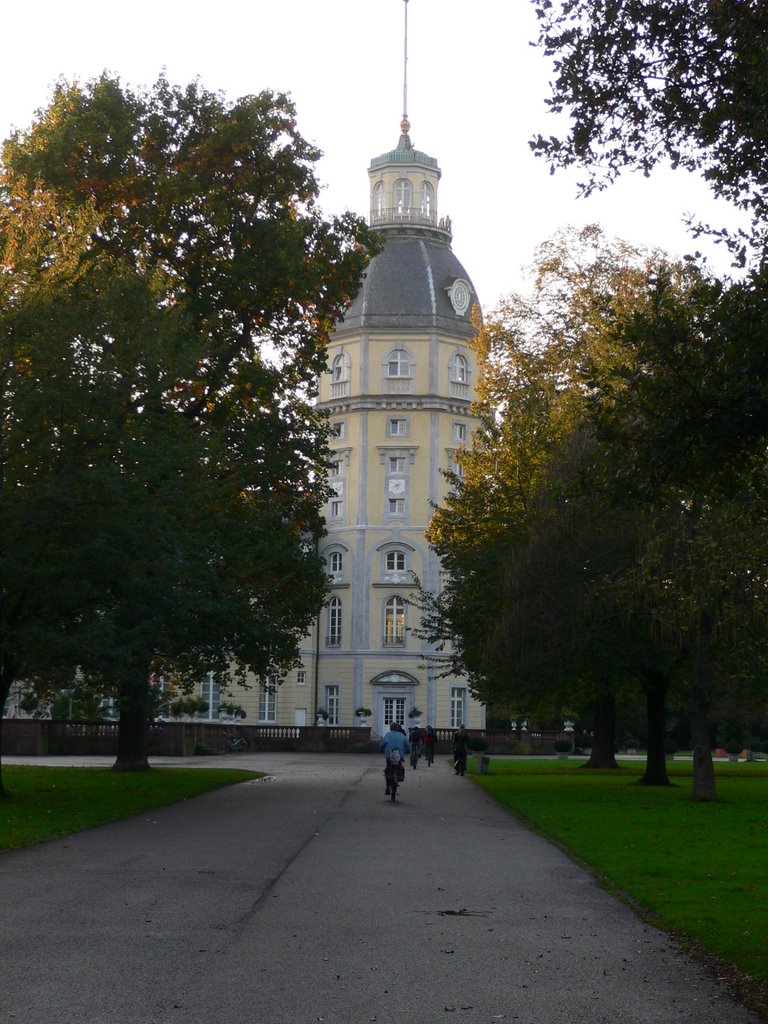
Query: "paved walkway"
0 752 760 1024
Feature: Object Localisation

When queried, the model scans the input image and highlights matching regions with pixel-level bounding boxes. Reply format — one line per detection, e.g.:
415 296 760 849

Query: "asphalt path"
0 752 760 1024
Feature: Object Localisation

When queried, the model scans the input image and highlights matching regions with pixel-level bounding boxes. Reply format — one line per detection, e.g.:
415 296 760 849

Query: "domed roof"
337 233 478 337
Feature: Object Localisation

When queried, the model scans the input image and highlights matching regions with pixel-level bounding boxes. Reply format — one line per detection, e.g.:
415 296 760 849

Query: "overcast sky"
1 0 743 310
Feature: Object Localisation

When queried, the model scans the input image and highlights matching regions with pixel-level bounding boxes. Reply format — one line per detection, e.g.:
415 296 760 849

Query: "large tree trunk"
640 669 671 786
583 691 618 769
113 676 151 772
690 615 717 801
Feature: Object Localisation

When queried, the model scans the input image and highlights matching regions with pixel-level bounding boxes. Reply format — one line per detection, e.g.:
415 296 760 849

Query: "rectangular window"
329 458 344 477
330 499 343 518
386 551 406 572
259 682 277 723
326 685 340 726
297 670 306 687
388 498 405 515
450 687 466 729
388 417 408 437
453 421 467 443
200 672 220 720
388 456 406 473
330 421 346 439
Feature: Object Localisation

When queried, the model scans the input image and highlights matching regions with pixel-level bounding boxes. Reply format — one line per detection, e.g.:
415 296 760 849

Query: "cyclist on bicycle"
380 723 411 795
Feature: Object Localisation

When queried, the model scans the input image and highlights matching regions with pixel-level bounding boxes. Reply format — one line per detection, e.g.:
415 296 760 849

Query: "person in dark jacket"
452 725 469 776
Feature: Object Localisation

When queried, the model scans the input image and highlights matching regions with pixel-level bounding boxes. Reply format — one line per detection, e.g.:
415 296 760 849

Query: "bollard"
477 753 490 774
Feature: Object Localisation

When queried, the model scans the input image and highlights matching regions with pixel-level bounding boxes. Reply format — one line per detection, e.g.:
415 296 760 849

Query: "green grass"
472 757 768 1016
0 765 259 852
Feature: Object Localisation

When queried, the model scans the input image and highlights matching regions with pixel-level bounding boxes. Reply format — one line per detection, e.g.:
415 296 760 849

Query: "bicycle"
384 755 404 801
424 741 435 766
219 732 249 754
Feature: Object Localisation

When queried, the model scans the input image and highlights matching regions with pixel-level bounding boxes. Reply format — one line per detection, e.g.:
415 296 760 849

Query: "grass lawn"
0 765 259 852
472 757 768 1017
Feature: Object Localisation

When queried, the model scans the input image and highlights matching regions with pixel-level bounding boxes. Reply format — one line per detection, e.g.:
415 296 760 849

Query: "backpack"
388 748 402 765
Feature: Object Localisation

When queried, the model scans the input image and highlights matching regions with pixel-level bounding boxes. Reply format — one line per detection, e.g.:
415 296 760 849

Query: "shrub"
724 740 743 756
664 737 678 754
469 737 488 752
575 733 592 748
624 737 639 750
553 739 572 753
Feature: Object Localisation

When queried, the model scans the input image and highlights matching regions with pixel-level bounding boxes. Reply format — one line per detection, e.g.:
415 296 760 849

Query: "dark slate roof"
336 233 479 337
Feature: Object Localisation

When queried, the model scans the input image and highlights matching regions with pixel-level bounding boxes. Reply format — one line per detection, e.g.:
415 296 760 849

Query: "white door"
294 708 307 727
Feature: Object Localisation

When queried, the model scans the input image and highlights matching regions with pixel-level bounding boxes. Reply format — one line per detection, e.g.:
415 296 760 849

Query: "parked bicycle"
219 732 249 754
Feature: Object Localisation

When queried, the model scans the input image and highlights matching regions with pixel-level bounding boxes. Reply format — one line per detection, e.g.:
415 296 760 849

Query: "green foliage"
477 760 768 1005
0 766 259 848
0 73 376 770
530 0 768 258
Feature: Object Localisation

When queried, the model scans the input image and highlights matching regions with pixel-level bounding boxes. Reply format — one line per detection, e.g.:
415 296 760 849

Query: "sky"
0 0 743 312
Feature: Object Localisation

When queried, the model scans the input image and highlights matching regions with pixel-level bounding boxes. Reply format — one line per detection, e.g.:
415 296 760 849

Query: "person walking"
452 724 469 776
408 724 423 768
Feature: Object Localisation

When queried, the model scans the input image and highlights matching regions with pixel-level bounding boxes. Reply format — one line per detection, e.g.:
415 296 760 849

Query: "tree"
0 75 375 786
530 0 768 256
419 228 679 774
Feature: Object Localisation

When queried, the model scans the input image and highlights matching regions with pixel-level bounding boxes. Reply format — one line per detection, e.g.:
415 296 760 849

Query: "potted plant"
624 737 639 754
316 707 330 726
219 702 246 721
408 706 423 725
664 737 678 761
553 738 572 759
355 706 372 723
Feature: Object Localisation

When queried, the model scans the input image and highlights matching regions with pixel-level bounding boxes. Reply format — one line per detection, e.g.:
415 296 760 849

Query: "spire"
399 0 411 150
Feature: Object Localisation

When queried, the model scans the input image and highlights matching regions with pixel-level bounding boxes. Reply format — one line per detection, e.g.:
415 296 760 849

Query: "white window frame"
330 498 343 519
388 497 405 515
259 681 277 723
453 421 467 443
449 352 469 384
297 669 307 687
326 685 340 726
327 596 342 647
328 550 343 576
383 697 407 730
386 550 406 573
384 595 406 646
201 672 220 720
388 417 409 438
394 178 412 215
388 455 406 473
450 687 466 728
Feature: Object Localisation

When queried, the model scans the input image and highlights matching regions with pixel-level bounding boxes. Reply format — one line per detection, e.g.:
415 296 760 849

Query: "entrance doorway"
383 697 406 729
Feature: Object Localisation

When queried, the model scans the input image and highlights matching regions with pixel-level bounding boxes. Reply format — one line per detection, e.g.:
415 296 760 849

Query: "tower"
307 1 483 734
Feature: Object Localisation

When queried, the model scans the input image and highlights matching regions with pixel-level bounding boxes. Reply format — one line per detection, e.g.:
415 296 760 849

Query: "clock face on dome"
449 279 471 316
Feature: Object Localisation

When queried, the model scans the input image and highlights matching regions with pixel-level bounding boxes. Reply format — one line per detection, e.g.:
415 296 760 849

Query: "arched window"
331 351 350 382
326 597 342 647
328 551 343 576
387 348 412 378
384 596 405 646
420 181 433 219
330 351 351 398
449 352 469 384
372 181 386 220
394 178 412 215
